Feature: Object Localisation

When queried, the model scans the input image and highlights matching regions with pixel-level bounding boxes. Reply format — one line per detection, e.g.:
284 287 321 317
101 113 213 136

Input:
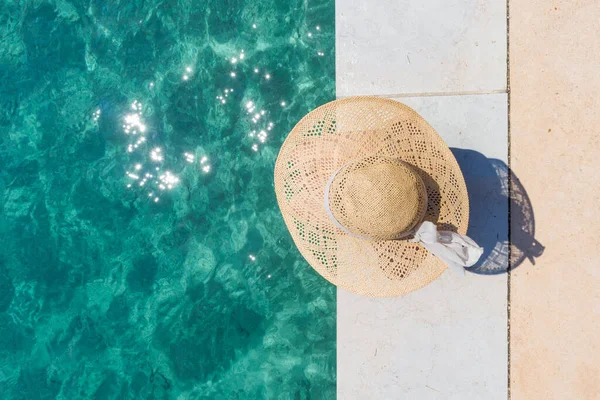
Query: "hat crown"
327 156 427 240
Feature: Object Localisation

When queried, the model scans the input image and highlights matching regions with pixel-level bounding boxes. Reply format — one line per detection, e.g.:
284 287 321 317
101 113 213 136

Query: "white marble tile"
337 94 508 399
400 94 508 162
336 0 507 96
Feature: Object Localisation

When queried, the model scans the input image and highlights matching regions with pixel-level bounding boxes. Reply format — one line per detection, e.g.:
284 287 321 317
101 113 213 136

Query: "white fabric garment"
409 221 484 274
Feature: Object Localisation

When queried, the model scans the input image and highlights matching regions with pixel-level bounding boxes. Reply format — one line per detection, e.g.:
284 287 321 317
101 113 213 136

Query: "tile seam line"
337 89 508 99
506 0 512 397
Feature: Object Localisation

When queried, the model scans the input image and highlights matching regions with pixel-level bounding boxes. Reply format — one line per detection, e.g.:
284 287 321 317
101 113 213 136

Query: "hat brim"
274 97 469 297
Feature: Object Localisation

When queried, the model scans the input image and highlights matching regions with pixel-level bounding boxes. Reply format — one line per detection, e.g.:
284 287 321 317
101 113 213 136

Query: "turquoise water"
0 1 335 398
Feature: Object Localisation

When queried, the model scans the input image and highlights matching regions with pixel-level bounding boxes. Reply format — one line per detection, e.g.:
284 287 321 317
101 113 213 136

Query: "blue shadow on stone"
451 148 544 275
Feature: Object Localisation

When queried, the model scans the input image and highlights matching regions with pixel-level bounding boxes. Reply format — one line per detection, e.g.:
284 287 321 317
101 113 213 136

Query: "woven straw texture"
274 97 469 297
328 156 427 240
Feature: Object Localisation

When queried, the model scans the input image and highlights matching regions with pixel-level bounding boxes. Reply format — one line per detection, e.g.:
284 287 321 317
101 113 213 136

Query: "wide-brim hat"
274 97 482 297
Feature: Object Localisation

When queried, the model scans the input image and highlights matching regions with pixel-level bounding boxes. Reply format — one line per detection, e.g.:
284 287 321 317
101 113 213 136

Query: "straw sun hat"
274 97 483 297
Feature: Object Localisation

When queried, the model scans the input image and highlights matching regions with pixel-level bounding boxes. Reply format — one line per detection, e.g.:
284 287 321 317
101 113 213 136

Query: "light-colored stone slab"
336 0 507 97
510 1 600 399
337 94 508 399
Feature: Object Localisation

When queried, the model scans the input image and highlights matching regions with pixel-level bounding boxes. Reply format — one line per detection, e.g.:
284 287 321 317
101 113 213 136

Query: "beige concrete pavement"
509 0 600 399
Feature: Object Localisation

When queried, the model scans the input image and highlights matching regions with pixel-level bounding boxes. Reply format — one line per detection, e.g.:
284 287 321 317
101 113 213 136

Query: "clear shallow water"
0 0 335 398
